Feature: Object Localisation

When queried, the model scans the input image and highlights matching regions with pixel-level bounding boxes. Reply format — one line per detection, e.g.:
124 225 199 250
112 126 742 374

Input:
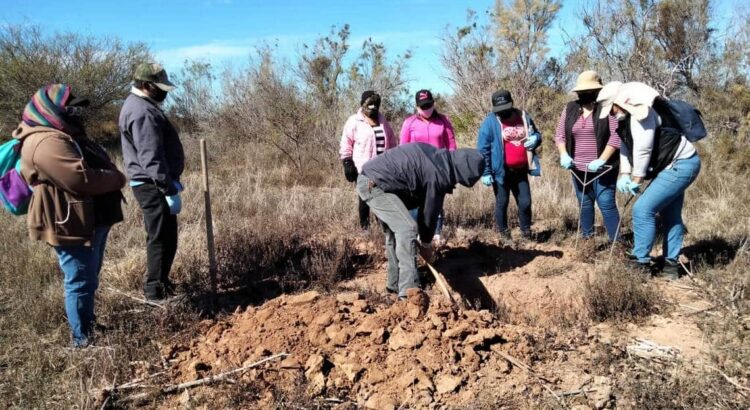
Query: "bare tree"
440 9 503 129
494 0 562 109
169 59 218 134
0 25 150 139
574 0 714 97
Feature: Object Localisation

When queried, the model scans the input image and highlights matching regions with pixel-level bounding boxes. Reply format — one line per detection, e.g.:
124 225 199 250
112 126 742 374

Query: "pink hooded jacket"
399 112 457 151
339 109 397 171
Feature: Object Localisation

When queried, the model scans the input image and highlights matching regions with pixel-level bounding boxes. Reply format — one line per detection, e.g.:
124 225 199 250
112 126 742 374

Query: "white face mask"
615 112 628 122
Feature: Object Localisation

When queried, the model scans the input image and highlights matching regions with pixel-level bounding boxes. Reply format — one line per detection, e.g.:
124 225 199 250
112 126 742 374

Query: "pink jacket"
339 109 397 171
399 112 457 151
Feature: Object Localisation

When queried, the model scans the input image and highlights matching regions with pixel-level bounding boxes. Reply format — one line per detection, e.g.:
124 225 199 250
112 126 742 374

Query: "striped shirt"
373 125 386 155
554 107 620 171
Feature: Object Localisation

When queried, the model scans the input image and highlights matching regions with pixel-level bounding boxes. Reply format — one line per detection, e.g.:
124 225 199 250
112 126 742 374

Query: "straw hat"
602 82 660 121
571 70 603 92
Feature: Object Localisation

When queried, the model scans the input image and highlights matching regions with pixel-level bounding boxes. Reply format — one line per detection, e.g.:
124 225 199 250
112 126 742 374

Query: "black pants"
493 168 532 233
358 195 370 229
132 184 178 298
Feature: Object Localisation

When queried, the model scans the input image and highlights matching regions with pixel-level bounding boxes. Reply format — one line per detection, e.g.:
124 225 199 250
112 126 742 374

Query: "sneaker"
660 259 681 280
521 230 535 243
499 230 513 245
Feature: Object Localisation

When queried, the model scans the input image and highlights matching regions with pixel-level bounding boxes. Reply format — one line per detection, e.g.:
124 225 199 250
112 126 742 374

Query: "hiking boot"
625 255 657 277
660 259 681 280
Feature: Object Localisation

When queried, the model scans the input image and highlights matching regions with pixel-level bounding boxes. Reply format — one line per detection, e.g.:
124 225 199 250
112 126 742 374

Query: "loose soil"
142 230 712 409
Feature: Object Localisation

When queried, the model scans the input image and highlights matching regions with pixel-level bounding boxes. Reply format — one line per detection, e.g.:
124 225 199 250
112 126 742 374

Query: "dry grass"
0 128 747 408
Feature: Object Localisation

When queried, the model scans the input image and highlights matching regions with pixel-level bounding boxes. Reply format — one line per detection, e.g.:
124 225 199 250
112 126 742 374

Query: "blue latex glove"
481 175 494 186
560 152 573 169
524 133 539 149
587 159 606 172
627 180 641 195
616 175 632 193
165 194 182 215
173 180 184 193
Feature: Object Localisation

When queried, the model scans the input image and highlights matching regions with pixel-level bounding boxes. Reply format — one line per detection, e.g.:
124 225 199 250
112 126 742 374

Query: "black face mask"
577 91 599 104
497 109 514 119
63 115 86 137
147 83 168 103
363 105 380 119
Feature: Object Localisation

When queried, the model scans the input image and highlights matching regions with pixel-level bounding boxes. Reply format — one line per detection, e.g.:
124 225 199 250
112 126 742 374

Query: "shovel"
419 247 456 306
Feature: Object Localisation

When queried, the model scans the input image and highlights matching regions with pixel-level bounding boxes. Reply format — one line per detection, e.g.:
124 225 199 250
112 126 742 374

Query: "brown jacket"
12 122 126 246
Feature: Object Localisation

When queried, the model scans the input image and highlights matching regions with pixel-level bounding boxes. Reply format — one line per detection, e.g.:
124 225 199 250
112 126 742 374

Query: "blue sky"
1 0 740 94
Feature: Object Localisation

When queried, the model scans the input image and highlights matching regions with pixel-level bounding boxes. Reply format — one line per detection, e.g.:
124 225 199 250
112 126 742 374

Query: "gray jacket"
362 143 484 242
119 93 184 195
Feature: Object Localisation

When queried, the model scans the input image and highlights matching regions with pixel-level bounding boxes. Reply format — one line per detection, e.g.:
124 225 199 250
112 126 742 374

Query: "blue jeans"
54 226 111 346
493 168 532 233
409 209 443 236
572 169 620 241
632 155 701 263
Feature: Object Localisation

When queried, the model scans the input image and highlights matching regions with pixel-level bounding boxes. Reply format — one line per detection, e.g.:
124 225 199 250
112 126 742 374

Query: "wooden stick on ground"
123 353 289 402
105 286 166 310
706 365 750 396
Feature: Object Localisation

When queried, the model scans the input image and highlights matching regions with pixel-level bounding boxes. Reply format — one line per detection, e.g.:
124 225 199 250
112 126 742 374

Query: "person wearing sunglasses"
399 89 457 246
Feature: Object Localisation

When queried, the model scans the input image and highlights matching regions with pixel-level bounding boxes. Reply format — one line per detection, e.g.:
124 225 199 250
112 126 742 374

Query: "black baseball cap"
415 89 434 107
491 90 513 112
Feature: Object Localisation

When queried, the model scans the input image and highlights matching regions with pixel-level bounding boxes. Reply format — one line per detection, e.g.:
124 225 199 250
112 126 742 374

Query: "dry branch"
122 353 289 402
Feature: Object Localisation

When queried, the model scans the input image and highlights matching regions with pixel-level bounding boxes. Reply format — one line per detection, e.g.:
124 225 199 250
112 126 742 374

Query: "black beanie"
360 90 376 105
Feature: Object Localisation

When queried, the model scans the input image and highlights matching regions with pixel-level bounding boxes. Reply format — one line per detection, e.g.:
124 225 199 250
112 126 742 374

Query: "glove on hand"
627 180 641 195
165 194 182 215
342 158 358 182
560 152 574 169
173 180 184 193
616 175 632 193
587 159 606 172
524 133 539 150
481 175 494 186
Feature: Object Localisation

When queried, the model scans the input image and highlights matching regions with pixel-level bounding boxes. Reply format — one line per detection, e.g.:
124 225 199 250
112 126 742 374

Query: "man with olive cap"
357 143 485 299
119 62 185 301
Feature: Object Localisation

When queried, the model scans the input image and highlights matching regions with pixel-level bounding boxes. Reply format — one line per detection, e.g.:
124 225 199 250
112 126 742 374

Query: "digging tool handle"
419 248 456 305
200 139 218 308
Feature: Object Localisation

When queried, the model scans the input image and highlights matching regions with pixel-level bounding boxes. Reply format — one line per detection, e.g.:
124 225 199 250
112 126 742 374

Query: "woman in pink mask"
399 89 457 244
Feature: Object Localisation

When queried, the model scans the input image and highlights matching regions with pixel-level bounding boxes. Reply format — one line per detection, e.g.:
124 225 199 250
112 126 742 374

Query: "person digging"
357 143 485 299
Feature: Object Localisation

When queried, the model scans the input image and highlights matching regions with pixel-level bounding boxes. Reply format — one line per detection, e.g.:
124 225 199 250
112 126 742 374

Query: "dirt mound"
163 289 583 408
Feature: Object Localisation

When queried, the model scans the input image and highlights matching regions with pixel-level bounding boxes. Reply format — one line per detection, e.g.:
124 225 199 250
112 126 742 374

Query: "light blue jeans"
631 155 701 263
54 226 111 347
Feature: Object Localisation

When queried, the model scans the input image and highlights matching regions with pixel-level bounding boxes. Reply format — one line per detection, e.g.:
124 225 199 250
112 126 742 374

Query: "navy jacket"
119 94 184 195
362 143 484 242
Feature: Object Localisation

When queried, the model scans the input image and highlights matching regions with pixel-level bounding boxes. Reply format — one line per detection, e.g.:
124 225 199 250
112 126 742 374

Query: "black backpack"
654 97 707 142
